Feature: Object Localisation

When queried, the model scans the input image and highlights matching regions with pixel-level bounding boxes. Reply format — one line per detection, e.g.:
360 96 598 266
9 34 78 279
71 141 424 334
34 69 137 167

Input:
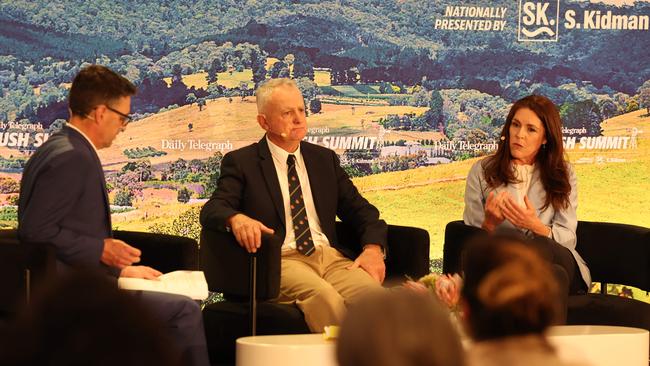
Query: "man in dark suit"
200 78 387 332
18 65 209 366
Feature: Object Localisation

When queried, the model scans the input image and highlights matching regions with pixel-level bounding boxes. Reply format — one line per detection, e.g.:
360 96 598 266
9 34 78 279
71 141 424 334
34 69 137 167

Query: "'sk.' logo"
518 0 560 42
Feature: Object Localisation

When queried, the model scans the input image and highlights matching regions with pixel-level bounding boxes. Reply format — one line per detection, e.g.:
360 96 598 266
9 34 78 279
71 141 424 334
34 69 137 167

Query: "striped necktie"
287 154 315 256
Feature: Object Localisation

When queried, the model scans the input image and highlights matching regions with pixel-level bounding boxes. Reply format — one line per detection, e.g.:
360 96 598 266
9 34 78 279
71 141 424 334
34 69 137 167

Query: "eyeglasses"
105 105 132 126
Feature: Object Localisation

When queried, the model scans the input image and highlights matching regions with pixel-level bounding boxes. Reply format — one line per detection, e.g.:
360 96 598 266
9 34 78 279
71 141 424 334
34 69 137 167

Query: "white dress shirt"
513 164 534 206
266 136 331 252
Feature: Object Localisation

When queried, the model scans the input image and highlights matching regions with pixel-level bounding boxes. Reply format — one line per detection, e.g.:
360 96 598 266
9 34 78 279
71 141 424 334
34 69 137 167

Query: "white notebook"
118 270 209 300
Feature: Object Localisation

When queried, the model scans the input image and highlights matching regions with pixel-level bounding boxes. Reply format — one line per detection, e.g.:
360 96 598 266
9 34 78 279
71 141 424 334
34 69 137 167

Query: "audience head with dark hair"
337 289 464 366
0 270 182 366
460 233 591 366
461 232 560 340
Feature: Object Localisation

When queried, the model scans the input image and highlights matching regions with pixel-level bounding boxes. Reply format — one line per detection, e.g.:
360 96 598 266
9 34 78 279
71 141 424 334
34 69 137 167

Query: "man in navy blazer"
200 78 387 332
18 65 209 366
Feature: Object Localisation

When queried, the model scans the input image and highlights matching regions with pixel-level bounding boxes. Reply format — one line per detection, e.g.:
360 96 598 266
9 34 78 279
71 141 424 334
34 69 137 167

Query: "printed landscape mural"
0 0 648 299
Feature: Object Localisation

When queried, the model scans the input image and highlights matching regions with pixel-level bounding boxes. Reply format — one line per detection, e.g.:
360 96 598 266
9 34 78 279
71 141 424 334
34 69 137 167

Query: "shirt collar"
67 123 99 155
266 135 303 168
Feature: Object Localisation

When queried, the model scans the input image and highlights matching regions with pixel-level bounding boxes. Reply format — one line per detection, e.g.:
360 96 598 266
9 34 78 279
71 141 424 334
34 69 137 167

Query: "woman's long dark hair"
483 95 571 211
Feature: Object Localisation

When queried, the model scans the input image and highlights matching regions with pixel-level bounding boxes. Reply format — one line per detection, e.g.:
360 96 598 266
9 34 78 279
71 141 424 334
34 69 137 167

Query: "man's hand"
482 191 508 232
501 195 550 236
101 238 141 269
228 213 275 253
347 244 385 283
120 265 162 279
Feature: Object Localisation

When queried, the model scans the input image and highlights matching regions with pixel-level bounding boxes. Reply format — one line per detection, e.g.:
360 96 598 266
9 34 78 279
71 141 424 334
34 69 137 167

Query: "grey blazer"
463 159 591 287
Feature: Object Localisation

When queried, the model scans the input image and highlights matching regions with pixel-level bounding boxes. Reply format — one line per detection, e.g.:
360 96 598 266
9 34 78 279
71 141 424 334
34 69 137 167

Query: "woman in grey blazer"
463 95 590 294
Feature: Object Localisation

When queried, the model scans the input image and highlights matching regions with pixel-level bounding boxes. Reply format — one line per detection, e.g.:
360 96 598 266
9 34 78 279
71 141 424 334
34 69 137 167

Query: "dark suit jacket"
200 137 387 259
17 126 118 276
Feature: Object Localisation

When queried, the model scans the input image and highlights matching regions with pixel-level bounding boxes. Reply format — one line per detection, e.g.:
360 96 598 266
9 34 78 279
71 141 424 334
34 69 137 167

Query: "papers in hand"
118 270 209 300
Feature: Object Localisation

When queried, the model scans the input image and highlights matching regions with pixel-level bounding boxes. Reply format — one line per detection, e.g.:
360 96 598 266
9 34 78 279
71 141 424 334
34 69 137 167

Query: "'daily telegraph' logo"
518 0 560 41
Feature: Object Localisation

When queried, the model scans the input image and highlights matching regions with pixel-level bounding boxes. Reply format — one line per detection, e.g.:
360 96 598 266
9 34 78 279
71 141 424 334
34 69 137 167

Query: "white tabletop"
547 325 649 366
236 325 649 366
237 334 336 366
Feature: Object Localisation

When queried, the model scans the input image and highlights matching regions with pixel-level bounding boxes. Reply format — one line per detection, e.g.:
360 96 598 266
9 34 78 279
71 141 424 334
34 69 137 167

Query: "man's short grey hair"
256 78 300 113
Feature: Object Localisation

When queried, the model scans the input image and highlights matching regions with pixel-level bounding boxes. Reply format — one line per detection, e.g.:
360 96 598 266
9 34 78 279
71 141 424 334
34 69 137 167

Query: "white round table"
547 325 649 366
235 325 649 366
237 334 336 366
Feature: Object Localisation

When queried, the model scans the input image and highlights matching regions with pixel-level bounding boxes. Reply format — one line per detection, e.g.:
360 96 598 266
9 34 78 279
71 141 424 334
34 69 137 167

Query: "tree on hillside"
269 61 290 79
379 82 393 94
625 97 639 113
292 52 314 81
250 49 267 88
283 54 295 69
295 78 319 115
206 58 222 85
171 64 183 83
561 100 603 136
598 98 618 120
346 68 359 84
197 98 206 111
310 98 322 114
202 152 223 197
121 160 153 181
423 89 443 129
409 87 430 107
186 93 197 105
206 83 223 100
114 189 133 207
177 187 191 203
639 80 650 114
330 66 344 85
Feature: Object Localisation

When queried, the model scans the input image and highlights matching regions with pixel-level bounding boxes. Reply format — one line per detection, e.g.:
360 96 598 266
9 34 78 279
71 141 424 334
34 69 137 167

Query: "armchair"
442 220 650 330
0 231 55 322
0 229 198 324
200 222 430 365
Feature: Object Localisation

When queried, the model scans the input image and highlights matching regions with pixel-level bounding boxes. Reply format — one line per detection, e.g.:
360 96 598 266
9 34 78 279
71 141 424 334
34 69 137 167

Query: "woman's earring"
542 143 546 149
500 136 506 141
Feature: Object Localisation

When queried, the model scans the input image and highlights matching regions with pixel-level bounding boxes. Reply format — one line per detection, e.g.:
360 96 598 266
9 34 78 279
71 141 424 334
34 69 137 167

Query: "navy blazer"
18 126 116 276
200 137 387 259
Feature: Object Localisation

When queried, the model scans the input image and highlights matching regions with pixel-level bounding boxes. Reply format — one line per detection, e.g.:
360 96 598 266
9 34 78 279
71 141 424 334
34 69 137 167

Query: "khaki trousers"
276 245 381 332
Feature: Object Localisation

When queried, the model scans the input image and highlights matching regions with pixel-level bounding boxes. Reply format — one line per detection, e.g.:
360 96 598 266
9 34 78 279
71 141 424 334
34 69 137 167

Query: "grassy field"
163 70 253 90
314 69 331 86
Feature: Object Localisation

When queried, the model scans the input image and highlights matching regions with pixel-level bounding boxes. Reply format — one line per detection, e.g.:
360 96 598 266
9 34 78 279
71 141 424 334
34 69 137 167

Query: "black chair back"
114 231 199 273
442 220 482 274
576 221 650 292
0 231 56 318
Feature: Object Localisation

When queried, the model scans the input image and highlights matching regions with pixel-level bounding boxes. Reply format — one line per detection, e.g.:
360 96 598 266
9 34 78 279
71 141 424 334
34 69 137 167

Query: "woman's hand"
501 195 551 236
482 191 507 232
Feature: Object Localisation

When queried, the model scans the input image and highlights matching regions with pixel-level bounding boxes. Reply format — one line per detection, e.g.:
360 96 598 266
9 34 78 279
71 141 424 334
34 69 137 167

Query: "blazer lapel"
65 127 112 233
258 138 286 227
